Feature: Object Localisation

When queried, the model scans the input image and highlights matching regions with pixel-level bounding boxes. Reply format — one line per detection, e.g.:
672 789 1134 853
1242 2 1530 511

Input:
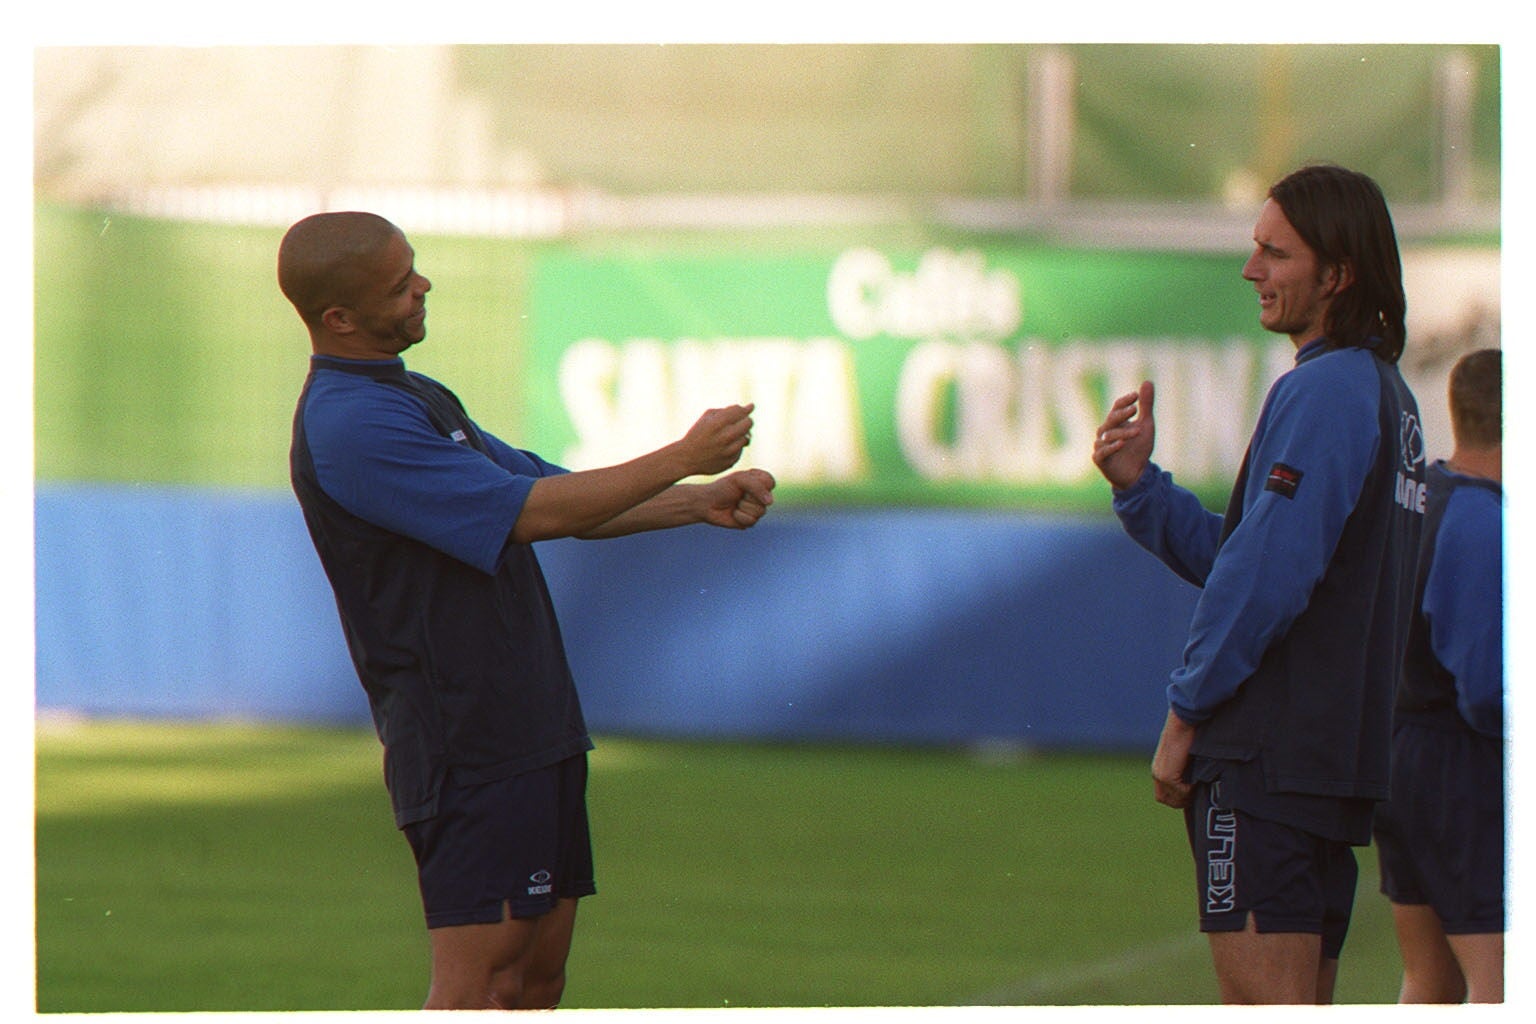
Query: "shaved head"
278 212 403 328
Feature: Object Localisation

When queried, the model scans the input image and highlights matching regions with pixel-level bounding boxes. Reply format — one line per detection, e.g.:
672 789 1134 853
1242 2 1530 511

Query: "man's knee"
1448 932 1504 1004
1399 965 1467 1004
520 966 567 1009
489 964 564 1010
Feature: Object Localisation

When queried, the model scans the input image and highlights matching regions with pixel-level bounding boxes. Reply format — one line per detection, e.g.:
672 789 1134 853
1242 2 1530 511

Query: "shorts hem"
425 903 512 929
1198 911 1327 937
1380 883 1424 906
1381 897 1504 934
561 880 598 901
1441 921 1505 936
1251 913 1324 936
425 887 595 930
1198 912 1249 934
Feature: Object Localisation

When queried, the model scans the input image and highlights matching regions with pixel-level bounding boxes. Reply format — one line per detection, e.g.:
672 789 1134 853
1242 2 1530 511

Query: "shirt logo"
1395 411 1427 514
449 429 468 444
1264 462 1303 499
1399 412 1426 474
1205 806 1237 914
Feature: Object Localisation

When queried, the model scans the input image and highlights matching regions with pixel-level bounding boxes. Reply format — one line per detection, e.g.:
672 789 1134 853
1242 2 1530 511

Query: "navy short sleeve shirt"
291 356 592 827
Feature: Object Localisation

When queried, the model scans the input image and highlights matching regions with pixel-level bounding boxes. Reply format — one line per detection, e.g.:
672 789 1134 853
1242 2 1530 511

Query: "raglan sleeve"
1165 357 1379 723
1424 486 1505 737
304 384 542 574
1112 463 1225 587
478 425 570 479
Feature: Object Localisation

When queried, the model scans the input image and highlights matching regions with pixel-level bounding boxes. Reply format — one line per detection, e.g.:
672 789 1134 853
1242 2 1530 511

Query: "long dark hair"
1269 165 1407 363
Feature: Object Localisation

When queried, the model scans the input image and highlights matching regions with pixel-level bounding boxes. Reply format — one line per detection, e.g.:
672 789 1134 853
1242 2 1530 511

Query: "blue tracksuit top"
1397 460 1504 739
1114 339 1425 803
291 355 592 828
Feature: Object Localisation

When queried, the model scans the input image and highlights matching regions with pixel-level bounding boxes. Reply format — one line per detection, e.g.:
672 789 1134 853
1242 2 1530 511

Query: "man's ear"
320 305 356 334
1325 261 1355 297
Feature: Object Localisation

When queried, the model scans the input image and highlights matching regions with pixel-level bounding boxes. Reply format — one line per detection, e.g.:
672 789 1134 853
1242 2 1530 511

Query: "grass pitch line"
965 931 1207 1005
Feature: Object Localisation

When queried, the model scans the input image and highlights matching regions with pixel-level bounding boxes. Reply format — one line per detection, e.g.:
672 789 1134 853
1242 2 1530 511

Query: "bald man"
281 212 775 1009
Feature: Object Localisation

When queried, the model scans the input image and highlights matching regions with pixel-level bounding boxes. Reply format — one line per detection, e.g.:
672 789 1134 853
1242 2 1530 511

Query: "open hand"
1092 381 1156 491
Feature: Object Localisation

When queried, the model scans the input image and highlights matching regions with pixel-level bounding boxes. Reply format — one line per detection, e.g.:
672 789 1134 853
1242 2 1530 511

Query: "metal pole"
1026 47 1075 207
1437 48 1476 213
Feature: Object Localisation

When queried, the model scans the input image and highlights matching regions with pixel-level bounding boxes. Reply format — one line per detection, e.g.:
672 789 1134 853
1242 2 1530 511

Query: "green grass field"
34 720 1405 1011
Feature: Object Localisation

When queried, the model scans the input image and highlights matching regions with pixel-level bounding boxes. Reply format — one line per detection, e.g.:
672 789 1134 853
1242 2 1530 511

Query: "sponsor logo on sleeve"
1264 462 1304 499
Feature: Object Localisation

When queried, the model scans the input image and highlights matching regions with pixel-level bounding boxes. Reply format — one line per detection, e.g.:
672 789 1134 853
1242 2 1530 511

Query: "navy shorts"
1184 778 1359 959
403 754 597 929
1373 720 1505 934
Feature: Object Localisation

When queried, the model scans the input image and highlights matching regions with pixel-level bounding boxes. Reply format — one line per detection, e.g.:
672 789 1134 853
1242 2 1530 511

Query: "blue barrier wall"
35 484 1202 752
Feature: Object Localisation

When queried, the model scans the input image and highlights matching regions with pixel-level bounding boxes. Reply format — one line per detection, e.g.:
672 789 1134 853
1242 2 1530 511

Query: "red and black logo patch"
1264 462 1304 499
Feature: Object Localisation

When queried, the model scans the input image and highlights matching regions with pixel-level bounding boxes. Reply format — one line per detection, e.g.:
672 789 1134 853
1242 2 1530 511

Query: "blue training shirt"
1112 339 1424 830
1400 461 1504 738
1115 340 1384 722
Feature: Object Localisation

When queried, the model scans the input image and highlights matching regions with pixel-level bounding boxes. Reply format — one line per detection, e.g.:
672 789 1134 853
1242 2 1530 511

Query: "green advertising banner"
529 243 1287 510
32 205 1493 506
37 208 1280 507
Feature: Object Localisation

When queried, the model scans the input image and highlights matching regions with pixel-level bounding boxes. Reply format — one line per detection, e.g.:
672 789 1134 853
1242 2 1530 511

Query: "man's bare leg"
423 898 579 1010
1389 902 1467 1003
1207 915 1331 1004
1447 931 1503 1004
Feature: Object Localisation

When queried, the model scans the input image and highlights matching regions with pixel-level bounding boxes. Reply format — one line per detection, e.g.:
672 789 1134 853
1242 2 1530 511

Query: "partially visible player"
1372 347 1503 1003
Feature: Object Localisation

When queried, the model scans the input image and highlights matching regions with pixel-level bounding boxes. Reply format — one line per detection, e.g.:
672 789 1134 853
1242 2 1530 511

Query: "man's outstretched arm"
577 469 776 539
510 404 758 543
